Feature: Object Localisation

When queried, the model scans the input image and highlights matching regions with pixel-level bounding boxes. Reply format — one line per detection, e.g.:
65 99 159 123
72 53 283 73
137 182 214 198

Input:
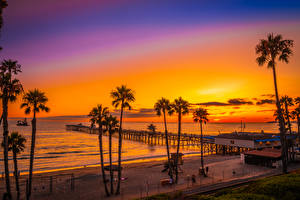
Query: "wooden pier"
65 124 250 155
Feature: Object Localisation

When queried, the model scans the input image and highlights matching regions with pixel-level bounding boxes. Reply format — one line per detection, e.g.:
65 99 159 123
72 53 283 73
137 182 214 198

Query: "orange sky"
4 8 300 122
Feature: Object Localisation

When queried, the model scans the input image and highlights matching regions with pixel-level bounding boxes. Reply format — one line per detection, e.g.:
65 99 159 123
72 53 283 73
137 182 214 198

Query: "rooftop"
215 132 279 141
244 148 281 158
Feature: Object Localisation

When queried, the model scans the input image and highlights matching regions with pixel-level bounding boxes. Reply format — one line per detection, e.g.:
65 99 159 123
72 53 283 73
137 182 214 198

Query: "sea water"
0 117 292 174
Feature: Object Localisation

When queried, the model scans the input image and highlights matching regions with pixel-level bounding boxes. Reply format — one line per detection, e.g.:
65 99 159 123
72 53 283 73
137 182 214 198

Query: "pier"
65 124 256 155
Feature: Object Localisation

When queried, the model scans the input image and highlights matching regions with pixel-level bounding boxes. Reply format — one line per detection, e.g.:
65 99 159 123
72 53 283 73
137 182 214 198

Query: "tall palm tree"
193 108 209 177
172 97 189 183
0 59 23 199
103 114 119 195
255 33 293 173
154 98 174 181
280 96 294 134
111 85 135 194
88 105 110 196
20 89 49 199
1 132 26 200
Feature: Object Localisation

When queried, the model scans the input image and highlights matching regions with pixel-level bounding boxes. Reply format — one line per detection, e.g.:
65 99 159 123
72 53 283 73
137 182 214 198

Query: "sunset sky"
1 0 300 122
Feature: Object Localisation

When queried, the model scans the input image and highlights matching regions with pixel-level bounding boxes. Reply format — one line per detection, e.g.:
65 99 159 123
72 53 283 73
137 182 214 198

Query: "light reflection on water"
0 118 292 174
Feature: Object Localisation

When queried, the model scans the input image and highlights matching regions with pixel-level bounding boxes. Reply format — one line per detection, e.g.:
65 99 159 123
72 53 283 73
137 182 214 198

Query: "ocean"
0 118 294 174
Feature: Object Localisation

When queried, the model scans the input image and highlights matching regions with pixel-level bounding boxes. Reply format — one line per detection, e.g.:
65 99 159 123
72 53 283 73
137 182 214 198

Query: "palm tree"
172 97 189 183
1 132 26 200
0 59 23 199
292 107 300 136
88 104 109 196
154 98 174 181
193 108 209 177
255 33 293 173
292 97 300 136
88 105 110 196
280 96 294 134
279 96 293 161
111 85 135 194
20 89 49 199
147 124 156 134
104 114 119 195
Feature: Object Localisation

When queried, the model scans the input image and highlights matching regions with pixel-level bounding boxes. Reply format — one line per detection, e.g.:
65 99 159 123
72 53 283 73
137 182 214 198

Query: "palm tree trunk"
116 104 123 195
285 103 292 134
272 65 288 173
285 103 295 161
109 129 114 194
27 111 36 200
2 96 11 200
200 122 206 177
13 150 20 200
0 113 3 125
163 110 173 181
175 111 181 183
98 124 109 197
297 116 300 136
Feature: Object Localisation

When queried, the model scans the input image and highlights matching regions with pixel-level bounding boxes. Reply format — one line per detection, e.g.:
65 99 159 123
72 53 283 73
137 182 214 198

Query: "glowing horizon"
1 0 300 122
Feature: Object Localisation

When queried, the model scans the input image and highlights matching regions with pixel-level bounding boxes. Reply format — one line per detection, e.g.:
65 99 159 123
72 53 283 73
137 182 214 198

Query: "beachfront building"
214 132 281 155
242 148 282 168
215 132 299 168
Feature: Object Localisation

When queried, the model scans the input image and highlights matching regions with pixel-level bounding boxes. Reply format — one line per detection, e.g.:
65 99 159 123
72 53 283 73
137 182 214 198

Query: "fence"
0 173 75 199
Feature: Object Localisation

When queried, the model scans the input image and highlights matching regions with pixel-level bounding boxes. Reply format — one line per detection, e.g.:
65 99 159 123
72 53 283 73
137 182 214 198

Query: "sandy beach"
0 154 280 200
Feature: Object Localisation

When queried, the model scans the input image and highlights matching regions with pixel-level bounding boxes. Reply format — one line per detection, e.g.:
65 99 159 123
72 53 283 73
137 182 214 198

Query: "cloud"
194 98 254 107
138 108 155 113
256 99 275 105
111 108 156 118
257 109 275 113
261 94 275 98
195 102 230 106
227 98 253 105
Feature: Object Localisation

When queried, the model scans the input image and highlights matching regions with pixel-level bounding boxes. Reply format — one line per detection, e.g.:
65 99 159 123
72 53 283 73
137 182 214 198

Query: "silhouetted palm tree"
88 104 109 196
104 114 119 194
193 108 209 177
111 85 135 194
154 98 174 181
20 89 49 199
88 105 110 196
147 124 156 134
292 107 300 136
280 96 294 134
89 105 110 196
172 97 189 183
0 59 23 199
2 132 26 200
292 97 300 136
255 33 293 173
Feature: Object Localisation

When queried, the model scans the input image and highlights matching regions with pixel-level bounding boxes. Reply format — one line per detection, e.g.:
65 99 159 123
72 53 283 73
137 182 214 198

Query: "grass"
189 173 300 200
137 173 300 200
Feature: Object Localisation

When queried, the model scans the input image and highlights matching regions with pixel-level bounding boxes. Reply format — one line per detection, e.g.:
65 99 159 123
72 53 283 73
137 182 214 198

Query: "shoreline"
18 153 231 179
13 151 205 176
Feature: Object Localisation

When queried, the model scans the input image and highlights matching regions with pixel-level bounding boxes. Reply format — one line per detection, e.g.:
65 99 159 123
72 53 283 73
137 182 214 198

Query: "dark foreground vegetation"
139 172 300 200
